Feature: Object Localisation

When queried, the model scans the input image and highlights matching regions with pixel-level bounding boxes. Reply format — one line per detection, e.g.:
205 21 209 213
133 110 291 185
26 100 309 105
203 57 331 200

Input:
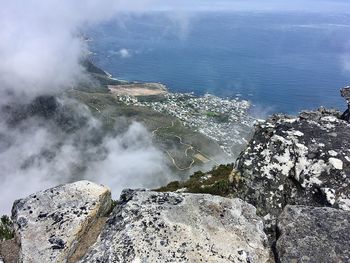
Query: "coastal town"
115 90 256 157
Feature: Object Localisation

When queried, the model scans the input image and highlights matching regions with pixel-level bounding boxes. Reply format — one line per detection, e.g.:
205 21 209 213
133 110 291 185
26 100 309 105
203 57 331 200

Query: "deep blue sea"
87 12 350 114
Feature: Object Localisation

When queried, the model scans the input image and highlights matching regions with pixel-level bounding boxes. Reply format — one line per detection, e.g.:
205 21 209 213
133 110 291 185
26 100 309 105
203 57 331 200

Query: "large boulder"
12 181 111 263
235 108 350 235
276 205 350 263
80 190 271 263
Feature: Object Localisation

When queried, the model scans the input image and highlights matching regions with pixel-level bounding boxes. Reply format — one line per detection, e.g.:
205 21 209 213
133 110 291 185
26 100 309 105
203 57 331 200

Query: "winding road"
152 121 218 171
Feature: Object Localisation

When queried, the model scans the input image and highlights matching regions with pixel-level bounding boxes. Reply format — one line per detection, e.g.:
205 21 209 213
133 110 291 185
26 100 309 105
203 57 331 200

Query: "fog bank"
0 0 175 214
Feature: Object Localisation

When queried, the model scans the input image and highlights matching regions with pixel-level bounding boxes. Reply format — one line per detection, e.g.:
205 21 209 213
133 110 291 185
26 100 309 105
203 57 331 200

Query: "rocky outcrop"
156 104 350 248
235 108 350 235
3 184 272 262
12 181 111 263
276 205 350 262
340 86 350 122
80 189 271 263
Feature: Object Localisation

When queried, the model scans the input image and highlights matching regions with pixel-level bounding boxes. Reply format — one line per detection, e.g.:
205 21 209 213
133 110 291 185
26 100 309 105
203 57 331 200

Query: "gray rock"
80 189 271 263
341 86 350 100
0 238 20 263
276 205 350 263
235 108 350 238
12 180 111 263
341 86 350 122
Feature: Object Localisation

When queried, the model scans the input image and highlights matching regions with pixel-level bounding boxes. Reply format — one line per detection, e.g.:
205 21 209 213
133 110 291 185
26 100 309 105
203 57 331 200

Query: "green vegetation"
67 87 227 176
69 61 229 176
82 60 125 87
82 60 109 76
156 164 243 196
106 199 118 216
205 111 230 123
205 111 220 117
0 215 14 241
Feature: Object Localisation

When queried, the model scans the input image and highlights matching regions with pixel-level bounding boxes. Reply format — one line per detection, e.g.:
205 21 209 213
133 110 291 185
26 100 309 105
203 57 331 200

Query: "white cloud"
341 53 350 72
0 0 170 100
118 48 132 58
86 122 173 192
0 0 176 214
0 100 174 214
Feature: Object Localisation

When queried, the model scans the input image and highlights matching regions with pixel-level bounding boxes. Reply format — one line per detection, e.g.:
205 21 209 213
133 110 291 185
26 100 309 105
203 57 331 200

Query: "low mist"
0 0 175 214
0 96 174 214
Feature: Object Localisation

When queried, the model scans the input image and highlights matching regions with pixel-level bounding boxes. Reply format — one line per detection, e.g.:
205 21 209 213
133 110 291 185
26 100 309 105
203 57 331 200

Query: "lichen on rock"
11 180 112 263
79 189 271 263
276 205 350 262
235 107 350 237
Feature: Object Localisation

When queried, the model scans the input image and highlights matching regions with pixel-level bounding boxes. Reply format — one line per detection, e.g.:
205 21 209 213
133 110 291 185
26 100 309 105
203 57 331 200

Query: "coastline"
85 60 256 157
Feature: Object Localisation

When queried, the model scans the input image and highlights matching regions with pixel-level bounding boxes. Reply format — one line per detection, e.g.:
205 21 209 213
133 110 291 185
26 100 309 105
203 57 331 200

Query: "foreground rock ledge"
80 189 271 263
12 181 112 263
277 205 350 263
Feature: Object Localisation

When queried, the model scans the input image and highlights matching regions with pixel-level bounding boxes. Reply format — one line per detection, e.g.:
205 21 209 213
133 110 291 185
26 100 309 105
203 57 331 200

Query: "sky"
114 0 350 13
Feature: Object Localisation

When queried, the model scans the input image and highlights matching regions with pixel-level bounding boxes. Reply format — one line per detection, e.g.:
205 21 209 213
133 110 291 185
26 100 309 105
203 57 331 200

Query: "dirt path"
152 121 218 170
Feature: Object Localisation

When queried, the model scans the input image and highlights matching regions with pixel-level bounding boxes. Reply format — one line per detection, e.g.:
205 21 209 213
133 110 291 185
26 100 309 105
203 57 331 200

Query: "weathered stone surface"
80 190 271 263
341 86 350 100
341 86 350 122
0 239 20 263
12 181 111 263
235 108 350 238
276 205 350 263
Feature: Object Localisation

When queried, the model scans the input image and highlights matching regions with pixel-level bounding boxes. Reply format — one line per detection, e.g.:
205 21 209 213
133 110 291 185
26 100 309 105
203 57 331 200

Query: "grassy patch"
205 111 220 118
106 199 119 216
156 164 242 197
205 111 230 123
0 215 14 241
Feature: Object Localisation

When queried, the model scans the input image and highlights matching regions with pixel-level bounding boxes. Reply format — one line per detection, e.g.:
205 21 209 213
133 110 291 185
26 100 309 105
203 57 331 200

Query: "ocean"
87 11 350 115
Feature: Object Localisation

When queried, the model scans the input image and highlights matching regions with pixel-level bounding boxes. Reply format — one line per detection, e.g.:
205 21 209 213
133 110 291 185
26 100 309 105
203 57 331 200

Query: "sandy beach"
108 83 168 96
